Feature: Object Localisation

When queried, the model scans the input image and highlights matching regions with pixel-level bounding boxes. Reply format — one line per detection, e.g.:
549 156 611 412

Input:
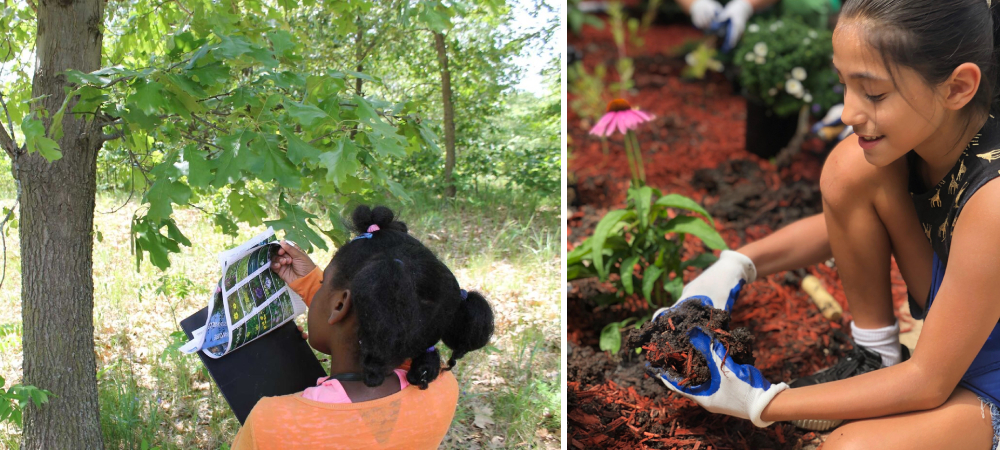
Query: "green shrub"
734 16 840 117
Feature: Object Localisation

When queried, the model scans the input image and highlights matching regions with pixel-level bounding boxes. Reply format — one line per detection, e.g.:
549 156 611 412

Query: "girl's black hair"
328 205 494 389
839 0 1000 133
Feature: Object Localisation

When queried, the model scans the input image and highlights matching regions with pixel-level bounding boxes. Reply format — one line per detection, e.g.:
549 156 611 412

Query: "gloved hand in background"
690 0 724 30
649 326 788 427
653 249 757 320
713 0 753 52
812 103 855 142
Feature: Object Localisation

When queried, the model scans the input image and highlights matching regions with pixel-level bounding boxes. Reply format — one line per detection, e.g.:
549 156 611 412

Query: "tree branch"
100 75 132 89
179 131 222 150
126 148 152 186
0 92 19 159
100 131 126 142
97 116 123 127
0 199 18 292
191 113 226 133
0 122 15 160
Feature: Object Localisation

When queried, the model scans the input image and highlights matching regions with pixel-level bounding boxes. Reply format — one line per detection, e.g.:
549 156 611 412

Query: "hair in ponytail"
839 0 1000 130
442 290 494 369
326 205 494 389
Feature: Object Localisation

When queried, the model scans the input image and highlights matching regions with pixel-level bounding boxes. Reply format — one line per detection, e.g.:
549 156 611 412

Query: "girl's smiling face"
833 20 949 167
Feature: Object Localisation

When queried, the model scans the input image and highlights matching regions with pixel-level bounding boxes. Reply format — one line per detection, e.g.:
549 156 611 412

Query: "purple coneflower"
589 98 653 137
588 99 653 186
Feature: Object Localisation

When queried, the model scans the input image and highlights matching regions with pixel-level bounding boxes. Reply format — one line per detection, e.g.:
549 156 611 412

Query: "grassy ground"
0 176 560 448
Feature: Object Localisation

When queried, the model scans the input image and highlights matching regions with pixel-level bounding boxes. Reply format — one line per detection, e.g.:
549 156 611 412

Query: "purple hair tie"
426 346 436 352
460 289 468 300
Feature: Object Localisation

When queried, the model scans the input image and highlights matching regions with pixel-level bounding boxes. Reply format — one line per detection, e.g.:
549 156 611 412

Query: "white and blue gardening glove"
811 103 855 141
713 0 753 53
649 326 788 427
811 103 844 133
690 0 724 30
653 250 757 320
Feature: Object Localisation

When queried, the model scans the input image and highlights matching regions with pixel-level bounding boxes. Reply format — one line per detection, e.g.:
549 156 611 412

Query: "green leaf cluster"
568 187 726 326
0 376 54 428
60 2 447 268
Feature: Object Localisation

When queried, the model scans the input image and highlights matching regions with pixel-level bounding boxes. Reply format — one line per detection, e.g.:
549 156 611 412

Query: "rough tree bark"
20 0 105 447
433 31 457 198
351 17 364 139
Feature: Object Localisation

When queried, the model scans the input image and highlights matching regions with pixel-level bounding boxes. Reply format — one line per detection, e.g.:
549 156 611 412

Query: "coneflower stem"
601 137 609 155
627 130 646 184
622 132 640 187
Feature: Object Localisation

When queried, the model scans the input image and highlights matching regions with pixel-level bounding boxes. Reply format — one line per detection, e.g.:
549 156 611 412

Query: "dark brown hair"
327 205 494 389
840 0 1000 132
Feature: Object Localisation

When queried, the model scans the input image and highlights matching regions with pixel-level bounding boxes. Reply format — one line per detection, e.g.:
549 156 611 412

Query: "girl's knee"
821 140 872 208
820 138 905 210
821 423 874 450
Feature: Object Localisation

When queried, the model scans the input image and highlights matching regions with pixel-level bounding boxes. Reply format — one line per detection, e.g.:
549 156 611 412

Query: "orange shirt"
231 267 459 449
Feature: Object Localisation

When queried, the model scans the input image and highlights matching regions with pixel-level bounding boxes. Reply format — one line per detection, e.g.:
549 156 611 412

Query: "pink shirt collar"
302 369 410 404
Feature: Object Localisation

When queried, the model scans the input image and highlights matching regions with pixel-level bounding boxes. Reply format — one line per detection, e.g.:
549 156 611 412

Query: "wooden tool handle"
801 275 843 322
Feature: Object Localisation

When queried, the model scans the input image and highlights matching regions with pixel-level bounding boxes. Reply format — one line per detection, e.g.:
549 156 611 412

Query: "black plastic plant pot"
745 97 799 159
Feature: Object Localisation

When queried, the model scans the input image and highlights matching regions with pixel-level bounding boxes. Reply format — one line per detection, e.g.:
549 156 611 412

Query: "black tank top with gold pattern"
907 113 1000 266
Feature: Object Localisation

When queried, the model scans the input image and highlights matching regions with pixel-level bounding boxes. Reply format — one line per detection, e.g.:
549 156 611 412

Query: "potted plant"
733 16 840 158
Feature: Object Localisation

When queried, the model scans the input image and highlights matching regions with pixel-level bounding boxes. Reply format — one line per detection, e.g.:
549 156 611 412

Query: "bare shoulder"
955 177 1000 233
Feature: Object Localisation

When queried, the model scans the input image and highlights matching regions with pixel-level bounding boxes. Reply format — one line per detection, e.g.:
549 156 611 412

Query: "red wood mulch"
568 17 915 450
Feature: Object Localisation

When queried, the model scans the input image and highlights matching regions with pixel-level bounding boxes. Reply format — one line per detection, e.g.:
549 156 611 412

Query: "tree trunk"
433 31 457 198
20 0 104 447
351 17 364 139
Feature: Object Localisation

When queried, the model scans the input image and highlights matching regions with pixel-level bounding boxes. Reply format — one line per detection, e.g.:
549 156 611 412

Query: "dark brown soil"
624 299 755 386
569 343 672 399
693 159 823 231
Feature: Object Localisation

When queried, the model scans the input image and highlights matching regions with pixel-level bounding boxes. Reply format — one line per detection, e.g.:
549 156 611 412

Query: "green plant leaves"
655 193 713 225
590 209 629 281
629 186 654 229
620 255 640 295
641 265 664 305
212 133 250 188
182 145 212 188
144 179 193 222
599 322 621 354
282 130 322 164
664 277 684 304
129 80 167 115
265 195 328 252
285 101 328 128
228 190 267 226
21 115 62 162
0 381 53 427
132 217 191 271
319 137 360 186
251 134 301 189
663 215 728 250
599 318 636 354
568 191 723 314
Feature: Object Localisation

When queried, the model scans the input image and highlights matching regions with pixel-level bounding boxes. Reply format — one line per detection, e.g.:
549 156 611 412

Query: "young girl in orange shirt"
231 205 494 449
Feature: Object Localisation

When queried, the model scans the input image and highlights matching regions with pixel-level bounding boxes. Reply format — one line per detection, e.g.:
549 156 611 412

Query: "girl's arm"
761 181 1000 422
738 213 832 279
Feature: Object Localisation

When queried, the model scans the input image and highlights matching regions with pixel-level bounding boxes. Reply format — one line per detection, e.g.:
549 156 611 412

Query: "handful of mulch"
623 299 756 387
